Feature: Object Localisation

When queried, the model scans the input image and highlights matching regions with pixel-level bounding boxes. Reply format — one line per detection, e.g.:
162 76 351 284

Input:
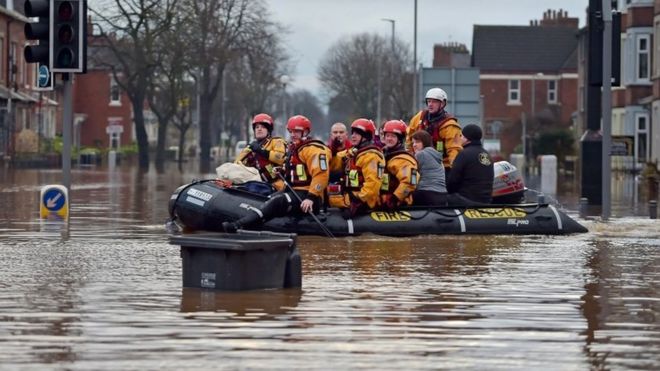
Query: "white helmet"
425 88 448 102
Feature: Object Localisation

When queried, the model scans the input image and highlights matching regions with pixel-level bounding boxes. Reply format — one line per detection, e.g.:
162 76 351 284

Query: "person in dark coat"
447 124 494 204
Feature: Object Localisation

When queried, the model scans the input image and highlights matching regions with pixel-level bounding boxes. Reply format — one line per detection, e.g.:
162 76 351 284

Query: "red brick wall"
624 85 653 105
481 76 577 155
73 71 132 148
627 6 654 28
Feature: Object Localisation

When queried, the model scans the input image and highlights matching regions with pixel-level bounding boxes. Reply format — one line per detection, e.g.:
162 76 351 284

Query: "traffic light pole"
601 0 612 220
62 73 72 191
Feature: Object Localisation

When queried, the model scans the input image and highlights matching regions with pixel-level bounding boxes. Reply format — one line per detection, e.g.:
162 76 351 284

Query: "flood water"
0 164 658 370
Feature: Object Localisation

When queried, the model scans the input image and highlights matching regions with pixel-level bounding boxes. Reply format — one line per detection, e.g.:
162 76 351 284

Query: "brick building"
433 42 470 68
577 0 658 171
471 9 579 157
73 32 134 150
0 1 58 159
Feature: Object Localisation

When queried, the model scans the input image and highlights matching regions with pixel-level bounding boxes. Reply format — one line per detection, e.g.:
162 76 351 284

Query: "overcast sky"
264 0 587 102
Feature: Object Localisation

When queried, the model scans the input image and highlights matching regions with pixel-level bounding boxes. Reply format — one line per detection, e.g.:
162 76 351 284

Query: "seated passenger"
410 130 448 206
380 120 418 210
447 124 494 204
223 115 331 232
235 113 286 190
330 118 385 218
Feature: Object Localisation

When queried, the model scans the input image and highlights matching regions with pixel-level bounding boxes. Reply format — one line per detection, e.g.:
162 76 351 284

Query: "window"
635 113 649 163
508 80 520 103
654 20 660 77
547 80 558 104
637 35 650 80
109 75 121 105
10 42 16 86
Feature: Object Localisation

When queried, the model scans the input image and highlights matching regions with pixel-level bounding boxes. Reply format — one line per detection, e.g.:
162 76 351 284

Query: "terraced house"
0 0 58 161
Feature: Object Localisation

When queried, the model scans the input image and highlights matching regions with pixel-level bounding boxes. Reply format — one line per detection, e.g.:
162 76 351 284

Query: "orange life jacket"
243 137 280 182
285 138 326 187
343 144 382 191
381 148 416 194
418 110 456 156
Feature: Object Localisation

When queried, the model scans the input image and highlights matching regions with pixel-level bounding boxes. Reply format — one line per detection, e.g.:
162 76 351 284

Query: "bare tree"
289 89 326 138
91 0 177 170
172 91 195 171
222 25 290 146
318 33 413 122
146 14 190 172
182 0 281 173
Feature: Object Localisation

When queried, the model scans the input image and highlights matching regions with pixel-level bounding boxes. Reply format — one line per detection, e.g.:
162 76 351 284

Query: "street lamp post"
280 75 290 138
526 72 543 168
382 18 395 119
412 0 418 114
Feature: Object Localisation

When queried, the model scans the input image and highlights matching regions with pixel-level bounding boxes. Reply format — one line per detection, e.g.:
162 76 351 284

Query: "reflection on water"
0 165 658 369
181 288 303 319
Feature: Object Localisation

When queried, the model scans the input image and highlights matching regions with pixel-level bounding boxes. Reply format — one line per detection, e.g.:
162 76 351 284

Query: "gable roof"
471 25 578 73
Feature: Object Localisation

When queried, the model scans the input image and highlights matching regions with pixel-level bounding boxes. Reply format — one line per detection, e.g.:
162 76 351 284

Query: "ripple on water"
0 167 658 369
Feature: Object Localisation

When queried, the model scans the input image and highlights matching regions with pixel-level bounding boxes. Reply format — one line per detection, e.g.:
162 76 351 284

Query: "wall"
73 70 132 148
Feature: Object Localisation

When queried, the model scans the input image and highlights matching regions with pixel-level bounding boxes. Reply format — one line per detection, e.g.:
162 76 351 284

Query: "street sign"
106 124 124 134
34 63 54 91
38 64 49 86
40 184 69 219
610 135 634 156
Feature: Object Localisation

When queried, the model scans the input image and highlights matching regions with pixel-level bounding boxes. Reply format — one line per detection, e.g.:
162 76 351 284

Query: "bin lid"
169 230 296 251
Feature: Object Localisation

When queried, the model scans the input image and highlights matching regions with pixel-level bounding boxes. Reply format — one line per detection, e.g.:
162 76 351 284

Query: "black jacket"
447 141 494 203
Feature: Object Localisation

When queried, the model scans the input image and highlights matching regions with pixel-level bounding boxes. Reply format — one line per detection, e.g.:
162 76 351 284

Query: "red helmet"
252 113 274 131
350 118 376 139
382 120 407 136
287 115 312 133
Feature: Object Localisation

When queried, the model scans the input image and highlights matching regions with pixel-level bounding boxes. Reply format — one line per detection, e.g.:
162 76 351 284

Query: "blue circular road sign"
43 188 65 211
38 65 50 88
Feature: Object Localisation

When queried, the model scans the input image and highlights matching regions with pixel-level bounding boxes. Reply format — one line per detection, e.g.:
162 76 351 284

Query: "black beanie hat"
462 124 482 142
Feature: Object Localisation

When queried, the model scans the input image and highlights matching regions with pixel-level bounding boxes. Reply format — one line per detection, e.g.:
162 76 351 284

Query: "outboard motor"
492 161 526 204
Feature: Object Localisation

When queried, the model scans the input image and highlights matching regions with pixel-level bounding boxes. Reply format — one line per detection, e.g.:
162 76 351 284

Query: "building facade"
0 2 57 159
471 9 579 158
577 0 658 171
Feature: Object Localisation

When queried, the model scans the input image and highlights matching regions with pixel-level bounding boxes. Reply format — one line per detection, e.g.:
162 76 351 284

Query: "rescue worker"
327 122 351 153
235 113 287 190
406 87 463 176
330 118 385 218
380 120 419 210
223 115 331 232
447 124 494 204
327 122 352 183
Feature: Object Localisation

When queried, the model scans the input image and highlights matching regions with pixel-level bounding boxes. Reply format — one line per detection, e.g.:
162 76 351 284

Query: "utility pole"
412 0 418 114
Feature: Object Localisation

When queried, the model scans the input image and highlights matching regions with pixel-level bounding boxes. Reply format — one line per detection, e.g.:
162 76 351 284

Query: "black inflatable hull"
169 180 588 237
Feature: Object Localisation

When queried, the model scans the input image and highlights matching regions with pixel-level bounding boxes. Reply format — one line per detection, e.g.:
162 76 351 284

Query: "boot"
226 207 263 232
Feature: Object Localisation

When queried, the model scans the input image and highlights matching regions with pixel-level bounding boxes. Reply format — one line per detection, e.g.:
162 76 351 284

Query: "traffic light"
51 0 87 73
24 0 51 66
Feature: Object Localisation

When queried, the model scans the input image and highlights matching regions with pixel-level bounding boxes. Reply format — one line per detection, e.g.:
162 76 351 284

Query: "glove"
330 137 342 154
248 140 262 152
383 194 399 210
248 141 268 157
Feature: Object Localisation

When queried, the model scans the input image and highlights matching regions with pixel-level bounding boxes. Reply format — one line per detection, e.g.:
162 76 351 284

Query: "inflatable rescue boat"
169 162 588 236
